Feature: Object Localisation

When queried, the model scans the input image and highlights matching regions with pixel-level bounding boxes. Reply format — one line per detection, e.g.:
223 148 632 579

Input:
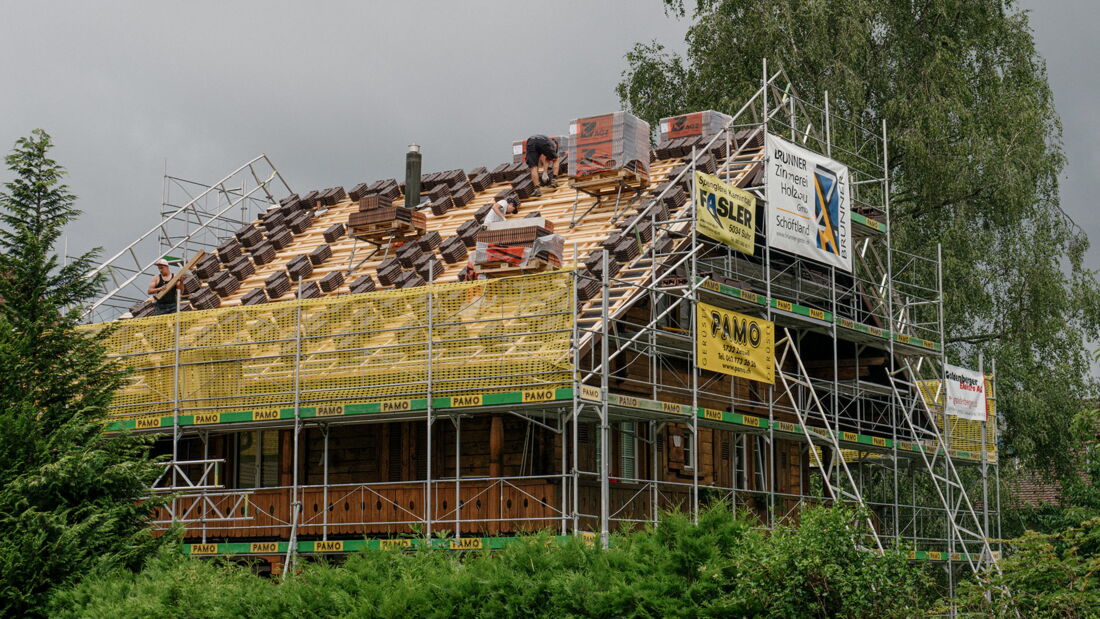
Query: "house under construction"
86 70 1001 594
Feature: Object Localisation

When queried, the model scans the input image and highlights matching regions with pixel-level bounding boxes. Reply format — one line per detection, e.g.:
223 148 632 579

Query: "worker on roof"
485 195 520 226
147 258 184 315
525 135 560 197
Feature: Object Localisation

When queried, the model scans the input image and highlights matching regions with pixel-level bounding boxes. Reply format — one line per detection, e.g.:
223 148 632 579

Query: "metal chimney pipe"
405 143 421 209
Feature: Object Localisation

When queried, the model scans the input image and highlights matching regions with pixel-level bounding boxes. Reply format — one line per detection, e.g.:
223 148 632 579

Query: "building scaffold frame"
88 66 1003 603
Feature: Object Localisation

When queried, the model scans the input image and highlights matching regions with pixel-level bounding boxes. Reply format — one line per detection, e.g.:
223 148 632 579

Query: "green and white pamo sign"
764 133 852 272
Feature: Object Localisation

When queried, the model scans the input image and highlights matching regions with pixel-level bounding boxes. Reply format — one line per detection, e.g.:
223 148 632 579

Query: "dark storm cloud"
0 1 1094 278
0 1 688 259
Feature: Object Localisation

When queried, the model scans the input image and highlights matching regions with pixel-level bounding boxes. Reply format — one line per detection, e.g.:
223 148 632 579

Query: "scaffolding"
91 68 1001 597
83 155 291 323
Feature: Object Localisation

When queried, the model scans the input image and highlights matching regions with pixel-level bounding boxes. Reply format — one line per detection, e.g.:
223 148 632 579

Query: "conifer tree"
0 130 166 617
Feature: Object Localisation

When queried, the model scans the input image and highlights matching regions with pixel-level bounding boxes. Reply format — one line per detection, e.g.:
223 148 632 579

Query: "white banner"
944 364 987 421
764 134 852 272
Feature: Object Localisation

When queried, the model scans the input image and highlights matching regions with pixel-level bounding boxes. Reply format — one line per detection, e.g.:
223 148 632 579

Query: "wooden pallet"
570 166 649 194
473 258 558 278
349 220 426 242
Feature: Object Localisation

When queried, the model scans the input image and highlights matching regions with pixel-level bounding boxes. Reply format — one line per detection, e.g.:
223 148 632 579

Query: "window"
682 430 693 470
753 436 769 491
619 422 636 479
237 430 280 488
734 435 747 489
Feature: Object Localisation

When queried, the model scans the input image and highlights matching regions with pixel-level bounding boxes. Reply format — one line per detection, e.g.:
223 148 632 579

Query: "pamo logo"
709 310 762 348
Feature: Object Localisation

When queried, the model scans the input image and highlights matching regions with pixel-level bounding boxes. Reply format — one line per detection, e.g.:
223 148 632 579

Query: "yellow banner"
696 301 774 383
695 171 755 255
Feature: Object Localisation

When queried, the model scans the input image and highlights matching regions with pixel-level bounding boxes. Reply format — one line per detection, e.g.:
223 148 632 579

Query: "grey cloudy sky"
0 1 1096 277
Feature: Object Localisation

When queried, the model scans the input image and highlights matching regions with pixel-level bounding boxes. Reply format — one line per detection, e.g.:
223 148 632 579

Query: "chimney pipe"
404 143 421 209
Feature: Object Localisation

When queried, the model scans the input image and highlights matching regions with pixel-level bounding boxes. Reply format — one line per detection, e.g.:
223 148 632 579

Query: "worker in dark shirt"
525 135 560 197
147 258 183 315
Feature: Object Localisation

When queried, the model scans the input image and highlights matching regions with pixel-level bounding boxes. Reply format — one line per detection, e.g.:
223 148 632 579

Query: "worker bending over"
525 135 560 196
485 196 520 226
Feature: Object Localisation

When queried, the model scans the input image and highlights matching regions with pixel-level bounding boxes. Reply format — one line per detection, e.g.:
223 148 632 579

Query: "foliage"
50 504 933 618
616 0 1100 478
1005 384 1100 536
0 130 168 617
956 517 1100 617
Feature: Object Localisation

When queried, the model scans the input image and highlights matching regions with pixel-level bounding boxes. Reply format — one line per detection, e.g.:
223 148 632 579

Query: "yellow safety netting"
917 378 997 457
85 271 575 420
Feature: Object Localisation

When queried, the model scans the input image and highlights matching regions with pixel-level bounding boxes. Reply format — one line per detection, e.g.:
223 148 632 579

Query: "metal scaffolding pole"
282 278 304 579
599 250 610 547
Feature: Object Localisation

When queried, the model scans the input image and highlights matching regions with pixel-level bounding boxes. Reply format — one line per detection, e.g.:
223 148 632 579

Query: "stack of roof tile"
439 236 468 264
418 231 441 251
359 194 393 210
568 111 651 178
218 238 243 263
286 254 313 281
280 193 302 209
250 241 276 265
415 254 444 282
349 274 376 294
209 270 241 297
180 275 202 296
189 288 220 310
268 227 293 250
228 255 255 280
323 223 346 243
430 193 453 216
451 182 475 207
456 219 483 247
129 299 157 318
193 254 221 280
288 210 313 234
297 281 322 299
236 224 263 248
368 179 401 199
265 271 290 299
347 183 370 202
319 270 345 292
396 242 423 267
309 244 332 266
300 190 321 208
376 258 403 286
260 211 285 231
241 288 267 306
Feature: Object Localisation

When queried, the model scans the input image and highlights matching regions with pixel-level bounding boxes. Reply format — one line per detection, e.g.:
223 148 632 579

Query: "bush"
955 517 1100 617
51 504 934 618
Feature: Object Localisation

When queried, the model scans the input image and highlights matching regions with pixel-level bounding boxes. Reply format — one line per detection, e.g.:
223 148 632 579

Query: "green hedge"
50 505 934 618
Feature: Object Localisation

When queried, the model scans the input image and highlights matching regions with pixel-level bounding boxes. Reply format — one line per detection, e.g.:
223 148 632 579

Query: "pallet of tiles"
347 208 426 241
568 111 651 179
476 226 553 246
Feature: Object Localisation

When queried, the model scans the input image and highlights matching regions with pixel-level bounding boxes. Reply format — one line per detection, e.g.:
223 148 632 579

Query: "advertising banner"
694 171 756 255
944 364 987 421
696 301 774 383
764 133 852 272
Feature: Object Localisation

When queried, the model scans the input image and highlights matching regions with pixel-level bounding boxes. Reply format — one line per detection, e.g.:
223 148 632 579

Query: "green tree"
0 130 167 617
617 0 1100 477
